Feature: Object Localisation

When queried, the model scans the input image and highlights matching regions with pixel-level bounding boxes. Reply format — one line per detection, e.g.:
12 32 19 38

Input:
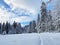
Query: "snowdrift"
0 33 60 45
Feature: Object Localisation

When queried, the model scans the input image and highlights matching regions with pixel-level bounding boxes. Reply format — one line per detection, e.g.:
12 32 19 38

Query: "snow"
0 33 60 45
0 33 40 45
40 33 60 45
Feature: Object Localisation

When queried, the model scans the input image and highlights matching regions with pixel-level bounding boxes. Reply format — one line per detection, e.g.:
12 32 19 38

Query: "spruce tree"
41 2 48 23
40 2 48 32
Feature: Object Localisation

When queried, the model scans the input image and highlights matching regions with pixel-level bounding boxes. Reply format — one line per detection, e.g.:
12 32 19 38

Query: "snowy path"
40 33 60 45
0 33 60 45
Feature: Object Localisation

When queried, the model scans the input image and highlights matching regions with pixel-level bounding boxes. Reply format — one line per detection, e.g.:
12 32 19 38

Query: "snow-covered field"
0 33 60 45
40 33 60 45
0 33 40 45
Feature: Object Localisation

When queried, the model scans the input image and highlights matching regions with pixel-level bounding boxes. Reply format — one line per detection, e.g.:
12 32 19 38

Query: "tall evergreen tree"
13 21 17 29
16 23 22 34
0 23 2 34
41 2 48 23
37 14 40 23
13 21 17 34
40 2 48 32
2 23 5 33
5 22 9 34
33 20 37 32
29 22 32 33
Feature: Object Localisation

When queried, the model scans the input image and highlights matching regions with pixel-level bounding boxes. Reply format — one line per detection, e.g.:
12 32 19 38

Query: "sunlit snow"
0 33 60 45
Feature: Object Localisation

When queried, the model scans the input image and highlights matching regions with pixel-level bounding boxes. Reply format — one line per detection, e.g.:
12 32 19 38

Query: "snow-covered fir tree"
40 2 49 32
29 20 37 33
0 23 1 34
36 2 53 33
51 0 60 32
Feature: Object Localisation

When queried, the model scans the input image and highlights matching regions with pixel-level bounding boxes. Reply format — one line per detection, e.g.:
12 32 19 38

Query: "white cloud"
4 0 36 14
0 6 35 26
0 0 49 26
0 8 10 23
10 16 34 23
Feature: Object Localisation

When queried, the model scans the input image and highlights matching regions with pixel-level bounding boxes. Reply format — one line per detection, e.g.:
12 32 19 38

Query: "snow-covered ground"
40 33 60 45
0 33 40 45
0 33 60 45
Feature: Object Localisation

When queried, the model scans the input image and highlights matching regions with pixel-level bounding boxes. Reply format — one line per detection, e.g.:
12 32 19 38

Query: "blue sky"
0 0 52 26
